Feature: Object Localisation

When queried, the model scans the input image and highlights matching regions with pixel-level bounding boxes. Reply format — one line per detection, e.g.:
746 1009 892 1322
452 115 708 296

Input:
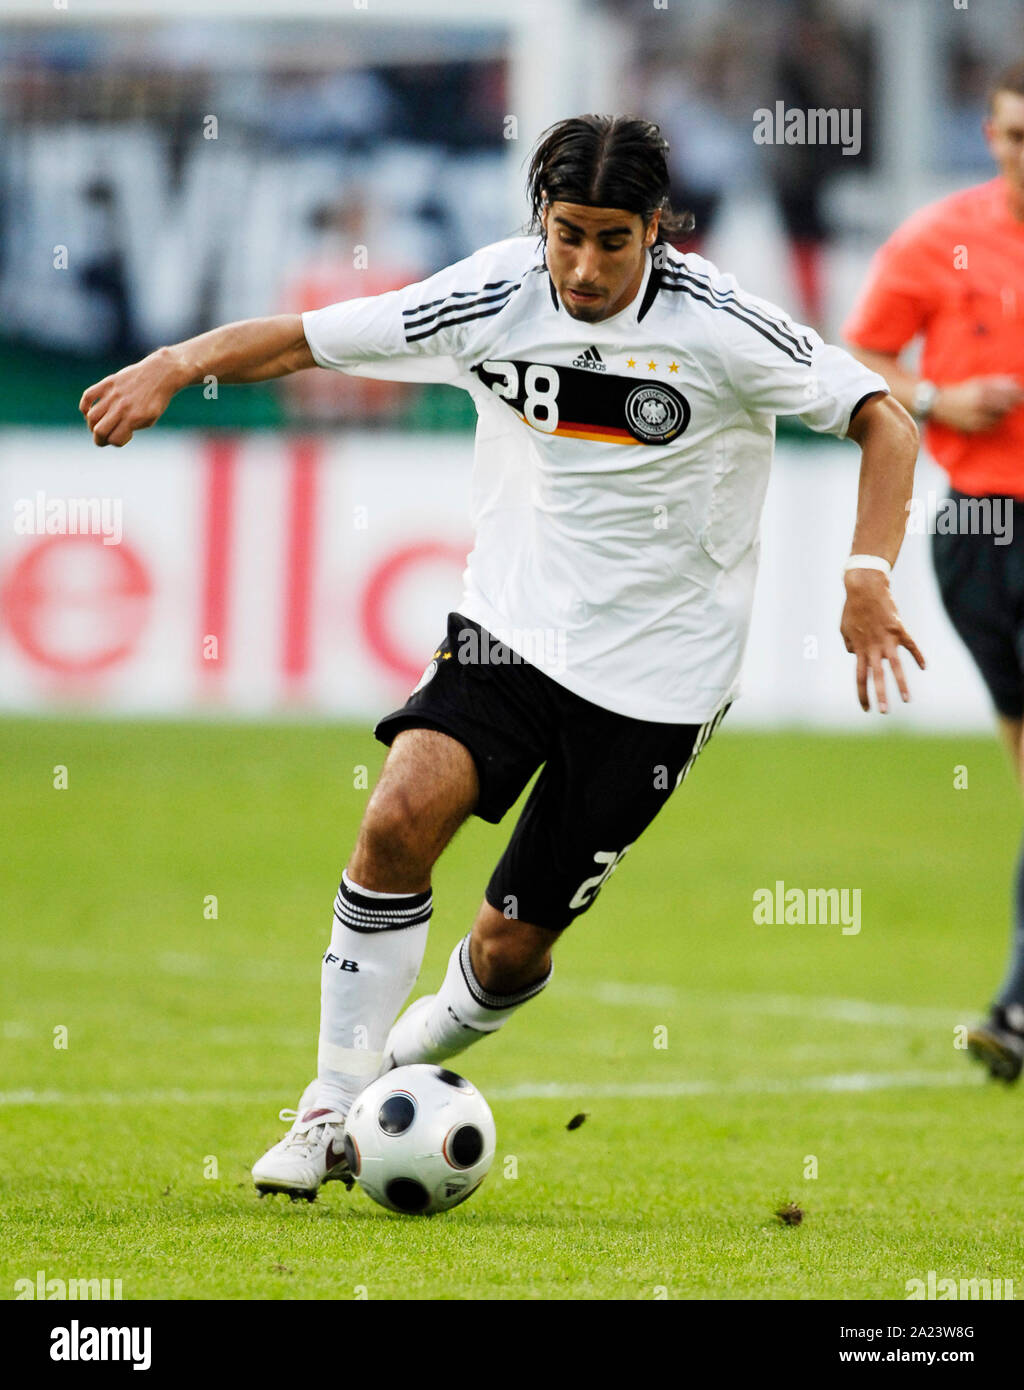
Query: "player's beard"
561 293 606 322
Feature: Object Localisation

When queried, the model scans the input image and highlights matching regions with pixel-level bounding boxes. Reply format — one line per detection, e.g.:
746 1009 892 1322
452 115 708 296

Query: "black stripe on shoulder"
404 298 517 343
660 274 812 366
402 278 517 319
661 267 814 362
661 267 814 358
403 284 519 333
663 264 814 353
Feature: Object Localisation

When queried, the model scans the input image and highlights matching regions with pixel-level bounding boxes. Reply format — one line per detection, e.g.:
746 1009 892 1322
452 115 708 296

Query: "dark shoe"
966 1007 1024 1082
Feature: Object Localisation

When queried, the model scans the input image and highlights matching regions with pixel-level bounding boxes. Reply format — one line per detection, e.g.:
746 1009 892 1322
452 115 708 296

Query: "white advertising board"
0 430 994 732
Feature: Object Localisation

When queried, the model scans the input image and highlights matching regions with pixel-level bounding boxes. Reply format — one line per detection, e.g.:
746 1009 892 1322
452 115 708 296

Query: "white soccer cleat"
252 1082 352 1201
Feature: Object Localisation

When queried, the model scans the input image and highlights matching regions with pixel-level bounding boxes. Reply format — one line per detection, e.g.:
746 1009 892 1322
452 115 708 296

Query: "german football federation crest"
624 384 689 444
411 658 438 694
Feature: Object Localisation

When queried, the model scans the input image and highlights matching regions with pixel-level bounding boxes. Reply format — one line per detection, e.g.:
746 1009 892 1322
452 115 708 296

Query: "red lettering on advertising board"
359 541 467 683
2 533 152 676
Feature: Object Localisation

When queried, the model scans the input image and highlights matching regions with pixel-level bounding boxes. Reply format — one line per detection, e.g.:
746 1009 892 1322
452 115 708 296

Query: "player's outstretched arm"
841 392 926 714
79 314 315 447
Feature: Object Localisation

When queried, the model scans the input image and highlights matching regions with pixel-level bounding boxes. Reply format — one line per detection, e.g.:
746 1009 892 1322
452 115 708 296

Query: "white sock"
386 933 552 1067
315 870 431 1114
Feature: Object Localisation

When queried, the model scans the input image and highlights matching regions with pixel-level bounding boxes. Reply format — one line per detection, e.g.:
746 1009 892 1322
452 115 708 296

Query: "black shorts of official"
931 491 1024 720
374 612 729 932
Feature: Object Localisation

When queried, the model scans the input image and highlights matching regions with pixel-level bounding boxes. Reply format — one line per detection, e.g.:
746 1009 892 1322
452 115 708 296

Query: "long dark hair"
527 114 694 243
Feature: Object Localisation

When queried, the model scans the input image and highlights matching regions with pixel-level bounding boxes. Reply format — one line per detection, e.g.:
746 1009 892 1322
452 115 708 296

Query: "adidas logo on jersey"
572 345 606 372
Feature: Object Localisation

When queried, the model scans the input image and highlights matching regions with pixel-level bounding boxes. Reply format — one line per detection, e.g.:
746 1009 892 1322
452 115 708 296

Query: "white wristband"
844 554 892 577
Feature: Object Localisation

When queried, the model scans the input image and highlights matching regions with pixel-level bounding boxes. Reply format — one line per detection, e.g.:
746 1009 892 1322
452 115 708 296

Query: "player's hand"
79 348 185 447
932 376 1024 433
840 569 926 714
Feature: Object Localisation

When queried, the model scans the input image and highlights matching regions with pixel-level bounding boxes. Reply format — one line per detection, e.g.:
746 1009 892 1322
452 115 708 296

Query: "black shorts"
374 612 728 932
931 491 1024 719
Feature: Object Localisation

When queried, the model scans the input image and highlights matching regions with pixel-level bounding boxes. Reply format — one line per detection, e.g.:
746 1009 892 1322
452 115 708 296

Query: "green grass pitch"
2 716 1021 1301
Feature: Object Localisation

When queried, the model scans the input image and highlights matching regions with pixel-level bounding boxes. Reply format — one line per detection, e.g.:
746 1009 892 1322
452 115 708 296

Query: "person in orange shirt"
844 59 1024 1080
279 196 421 424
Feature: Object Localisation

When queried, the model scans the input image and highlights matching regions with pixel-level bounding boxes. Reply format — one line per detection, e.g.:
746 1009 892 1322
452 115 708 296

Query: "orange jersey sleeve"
842 213 943 353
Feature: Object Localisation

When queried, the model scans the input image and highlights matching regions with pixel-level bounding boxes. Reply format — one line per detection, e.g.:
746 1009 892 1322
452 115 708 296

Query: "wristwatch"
912 379 939 420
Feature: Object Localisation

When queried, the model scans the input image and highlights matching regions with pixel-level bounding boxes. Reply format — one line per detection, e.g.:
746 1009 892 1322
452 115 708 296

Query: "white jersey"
303 236 887 722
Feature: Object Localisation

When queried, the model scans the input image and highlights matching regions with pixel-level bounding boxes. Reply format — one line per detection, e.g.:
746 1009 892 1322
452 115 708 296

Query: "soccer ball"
343 1064 496 1215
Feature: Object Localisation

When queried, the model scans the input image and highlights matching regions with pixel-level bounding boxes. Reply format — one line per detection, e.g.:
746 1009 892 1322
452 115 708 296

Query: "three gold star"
623 357 680 373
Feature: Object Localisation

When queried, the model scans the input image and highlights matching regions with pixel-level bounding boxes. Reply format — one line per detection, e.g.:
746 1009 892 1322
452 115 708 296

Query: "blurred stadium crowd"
0 0 1016 429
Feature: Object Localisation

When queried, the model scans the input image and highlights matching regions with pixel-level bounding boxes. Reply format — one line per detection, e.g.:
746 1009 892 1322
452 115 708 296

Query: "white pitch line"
488 1070 981 1100
679 992 961 1028
0 1070 981 1108
0 1088 289 1107
559 981 967 1028
0 946 311 984
2 942 971 1031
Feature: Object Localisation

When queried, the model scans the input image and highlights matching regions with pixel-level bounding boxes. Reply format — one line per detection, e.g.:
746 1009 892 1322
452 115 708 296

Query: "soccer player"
80 115 923 1200
843 61 1024 1081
